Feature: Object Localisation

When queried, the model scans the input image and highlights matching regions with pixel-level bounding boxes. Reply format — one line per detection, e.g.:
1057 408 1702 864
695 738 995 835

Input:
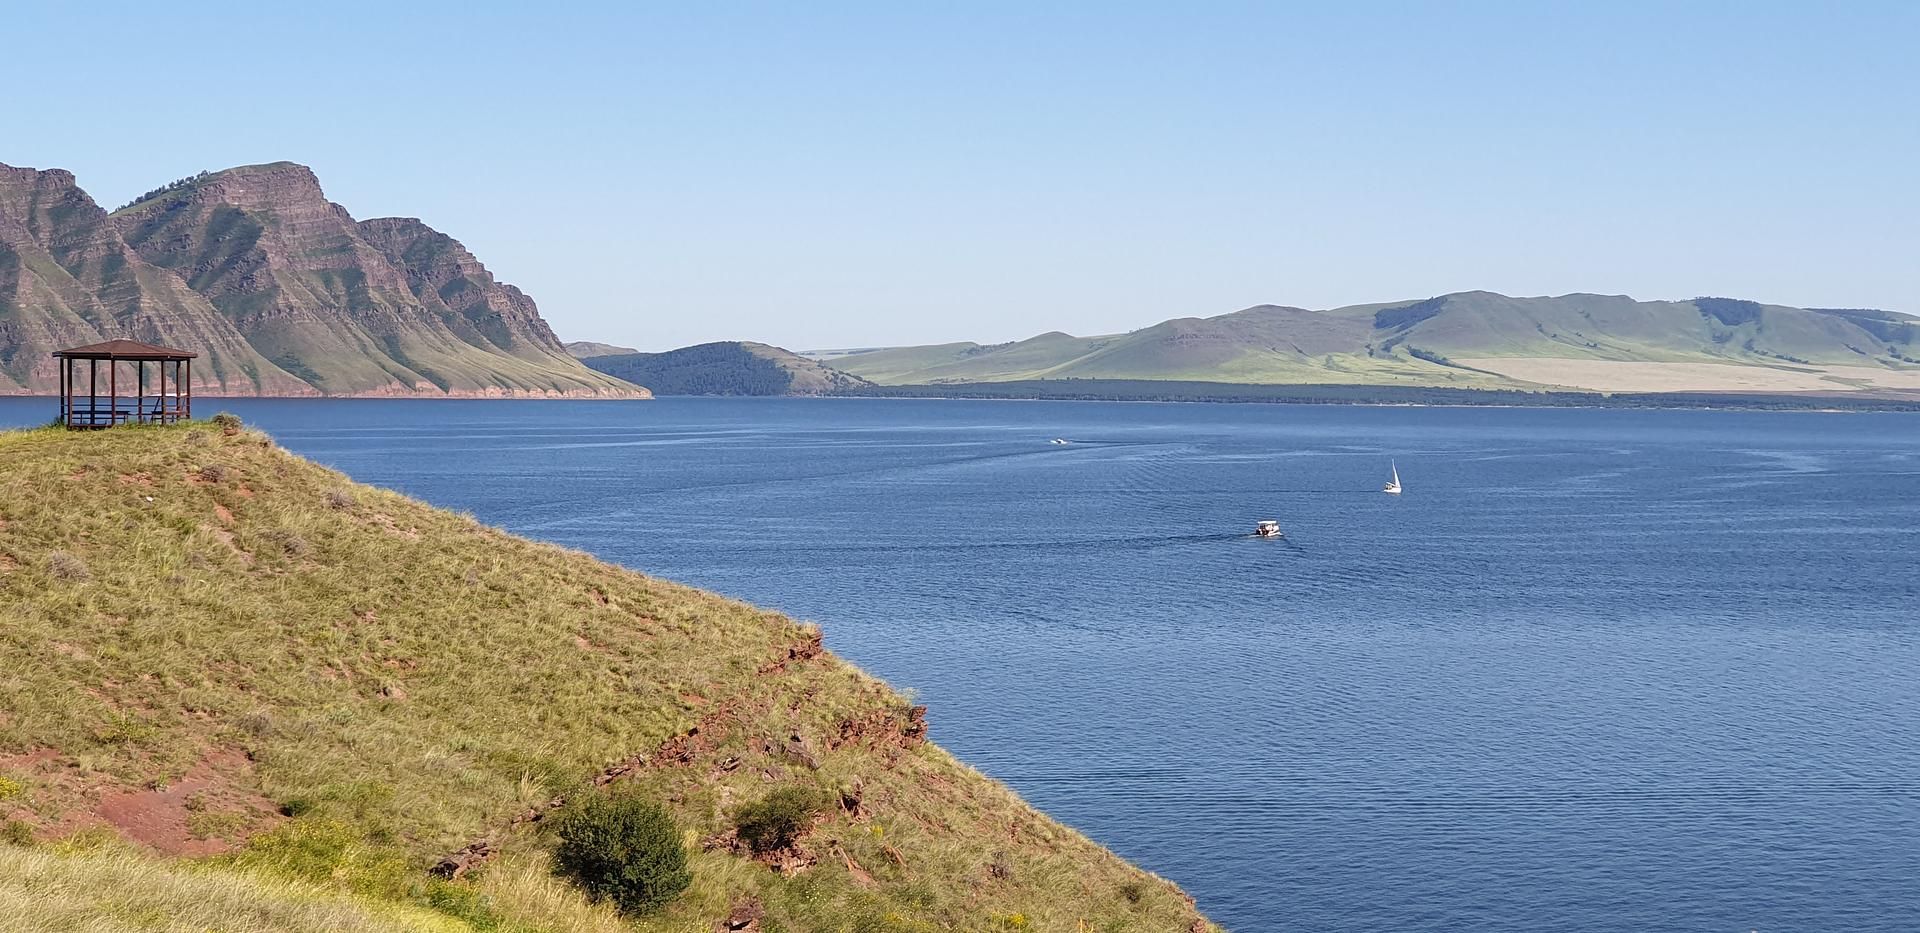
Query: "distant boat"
1254 519 1284 538
1383 460 1403 495
1049 437 1071 445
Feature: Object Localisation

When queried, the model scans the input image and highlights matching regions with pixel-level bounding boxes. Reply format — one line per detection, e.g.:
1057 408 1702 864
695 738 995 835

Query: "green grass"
0 843 468 933
0 421 1216 931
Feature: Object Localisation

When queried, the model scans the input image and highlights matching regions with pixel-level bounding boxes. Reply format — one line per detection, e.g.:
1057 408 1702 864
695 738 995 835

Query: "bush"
323 489 355 509
46 551 90 582
210 412 243 432
262 529 310 559
549 794 690 916
733 786 823 855
198 463 229 483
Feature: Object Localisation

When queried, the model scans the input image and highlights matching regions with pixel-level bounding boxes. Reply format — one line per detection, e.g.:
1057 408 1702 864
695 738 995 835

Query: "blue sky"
5 2 1915 350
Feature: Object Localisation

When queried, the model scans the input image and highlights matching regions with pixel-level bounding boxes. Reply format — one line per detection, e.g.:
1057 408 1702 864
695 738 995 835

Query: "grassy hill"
828 292 1920 395
581 342 874 396
0 421 1213 931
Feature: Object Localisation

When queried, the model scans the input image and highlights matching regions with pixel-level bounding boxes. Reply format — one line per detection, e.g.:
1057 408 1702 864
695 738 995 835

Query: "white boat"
1383 460 1402 495
1254 520 1284 538
1049 438 1071 445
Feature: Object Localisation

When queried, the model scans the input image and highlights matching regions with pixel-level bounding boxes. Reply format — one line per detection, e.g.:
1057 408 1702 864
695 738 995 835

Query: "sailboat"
1383 460 1402 495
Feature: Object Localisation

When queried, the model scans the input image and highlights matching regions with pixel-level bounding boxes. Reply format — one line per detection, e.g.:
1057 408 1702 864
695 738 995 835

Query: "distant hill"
581 341 873 395
0 422 1214 930
564 340 639 359
827 292 1920 395
1 160 646 398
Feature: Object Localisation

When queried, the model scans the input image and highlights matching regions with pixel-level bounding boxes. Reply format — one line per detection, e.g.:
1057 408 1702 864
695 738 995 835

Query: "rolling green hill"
827 292 1920 395
580 342 874 396
0 420 1210 931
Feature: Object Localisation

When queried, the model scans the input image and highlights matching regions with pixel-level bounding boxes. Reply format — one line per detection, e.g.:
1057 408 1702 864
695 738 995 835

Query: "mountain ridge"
1 161 647 398
0 163 311 395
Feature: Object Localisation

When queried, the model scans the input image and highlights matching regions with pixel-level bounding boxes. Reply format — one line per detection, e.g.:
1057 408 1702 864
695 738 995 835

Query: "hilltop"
0 161 646 399
565 341 640 359
0 421 1213 931
826 292 1920 397
579 341 874 396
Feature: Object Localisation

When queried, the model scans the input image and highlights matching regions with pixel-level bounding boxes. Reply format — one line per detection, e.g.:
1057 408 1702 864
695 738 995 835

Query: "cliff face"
0 160 645 397
0 164 308 394
356 216 565 362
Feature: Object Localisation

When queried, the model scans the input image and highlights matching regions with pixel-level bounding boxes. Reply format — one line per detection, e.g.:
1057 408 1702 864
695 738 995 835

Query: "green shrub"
549 793 690 916
0 776 23 801
733 786 824 855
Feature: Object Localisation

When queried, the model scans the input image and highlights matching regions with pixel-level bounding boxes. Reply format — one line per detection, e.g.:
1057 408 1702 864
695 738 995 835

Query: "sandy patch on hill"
1456 358 1920 394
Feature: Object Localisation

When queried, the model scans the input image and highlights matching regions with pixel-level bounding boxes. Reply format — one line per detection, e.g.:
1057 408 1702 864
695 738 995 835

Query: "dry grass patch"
0 844 466 933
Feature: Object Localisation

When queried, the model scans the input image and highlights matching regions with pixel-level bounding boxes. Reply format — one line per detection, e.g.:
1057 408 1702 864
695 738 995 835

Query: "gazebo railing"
62 393 189 427
52 342 196 430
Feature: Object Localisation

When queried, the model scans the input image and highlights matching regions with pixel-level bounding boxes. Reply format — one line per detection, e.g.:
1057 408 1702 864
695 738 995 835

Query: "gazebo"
52 339 196 429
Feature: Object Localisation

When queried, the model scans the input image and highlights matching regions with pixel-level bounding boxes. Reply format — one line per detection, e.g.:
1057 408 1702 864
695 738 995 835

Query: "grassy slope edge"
0 422 1216 932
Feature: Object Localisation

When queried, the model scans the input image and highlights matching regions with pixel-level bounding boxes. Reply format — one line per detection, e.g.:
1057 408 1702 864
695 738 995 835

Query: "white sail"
1384 460 1402 494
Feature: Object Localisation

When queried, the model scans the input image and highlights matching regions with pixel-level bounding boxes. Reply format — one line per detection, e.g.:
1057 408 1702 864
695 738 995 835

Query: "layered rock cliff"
0 160 646 397
0 164 309 394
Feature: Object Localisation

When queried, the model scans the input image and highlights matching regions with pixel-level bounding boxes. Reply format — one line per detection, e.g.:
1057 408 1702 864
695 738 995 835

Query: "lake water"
7 397 1918 931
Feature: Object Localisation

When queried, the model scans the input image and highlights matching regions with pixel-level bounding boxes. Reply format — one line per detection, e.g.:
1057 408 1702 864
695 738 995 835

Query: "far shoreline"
7 385 1919 414
825 380 1920 413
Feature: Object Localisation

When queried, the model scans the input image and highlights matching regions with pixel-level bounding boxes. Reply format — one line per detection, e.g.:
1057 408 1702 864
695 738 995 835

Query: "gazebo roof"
52 339 198 361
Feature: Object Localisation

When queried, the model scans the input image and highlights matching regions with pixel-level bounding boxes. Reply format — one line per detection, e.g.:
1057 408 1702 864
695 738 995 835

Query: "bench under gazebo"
52 339 196 429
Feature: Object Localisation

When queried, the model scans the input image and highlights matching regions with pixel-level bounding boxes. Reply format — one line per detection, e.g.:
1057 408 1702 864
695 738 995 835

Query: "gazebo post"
156 359 165 424
109 358 117 425
185 359 192 419
137 360 146 423
89 359 97 428
59 357 68 426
